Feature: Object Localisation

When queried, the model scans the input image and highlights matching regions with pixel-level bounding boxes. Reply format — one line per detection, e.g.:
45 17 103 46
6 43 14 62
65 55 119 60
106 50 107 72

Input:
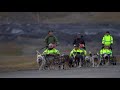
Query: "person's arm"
111 36 113 44
54 36 59 45
42 49 48 55
44 36 49 45
102 36 105 44
70 50 73 57
110 50 112 56
84 50 87 56
55 49 60 55
100 49 103 57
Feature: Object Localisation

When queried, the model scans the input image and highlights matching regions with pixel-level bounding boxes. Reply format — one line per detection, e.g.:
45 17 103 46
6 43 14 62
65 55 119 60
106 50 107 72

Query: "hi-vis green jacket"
100 48 112 56
102 34 113 46
70 48 87 57
42 48 60 55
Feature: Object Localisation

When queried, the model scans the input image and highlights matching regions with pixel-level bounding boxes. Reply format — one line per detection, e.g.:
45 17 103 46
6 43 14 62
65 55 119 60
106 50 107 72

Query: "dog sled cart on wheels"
36 46 117 70
100 45 117 66
100 54 117 66
36 50 71 70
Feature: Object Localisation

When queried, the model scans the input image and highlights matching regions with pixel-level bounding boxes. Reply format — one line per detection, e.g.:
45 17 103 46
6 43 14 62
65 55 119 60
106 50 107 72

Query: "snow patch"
84 31 97 35
11 29 24 34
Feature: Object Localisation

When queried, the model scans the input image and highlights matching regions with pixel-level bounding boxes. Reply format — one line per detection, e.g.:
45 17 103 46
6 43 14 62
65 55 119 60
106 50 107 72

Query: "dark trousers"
102 45 112 50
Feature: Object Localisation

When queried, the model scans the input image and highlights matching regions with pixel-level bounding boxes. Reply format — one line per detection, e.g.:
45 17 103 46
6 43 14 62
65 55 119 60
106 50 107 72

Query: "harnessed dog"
112 56 117 65
85 52 101 67
91 53 101 67
85 55 92 67
71 52 84 68
36 50 46 70
36 50 63 70
100 54 110 66
60 54 71 70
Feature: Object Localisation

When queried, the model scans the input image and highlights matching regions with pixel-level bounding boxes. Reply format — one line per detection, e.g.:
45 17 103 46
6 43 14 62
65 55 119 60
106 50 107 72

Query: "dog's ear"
97 53 99 56
36 50 41 55
89 51 92 54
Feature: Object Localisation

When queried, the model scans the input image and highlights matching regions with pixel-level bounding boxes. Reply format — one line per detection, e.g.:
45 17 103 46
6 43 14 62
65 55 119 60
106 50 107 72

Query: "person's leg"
101 44 104 49
69 57 74 67
109 45 112 50
76 54 84 67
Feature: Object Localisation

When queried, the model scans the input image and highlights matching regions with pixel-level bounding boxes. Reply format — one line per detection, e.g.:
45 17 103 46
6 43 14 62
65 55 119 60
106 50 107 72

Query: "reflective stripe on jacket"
70 48 87 57
100 48 112 56
42 48 60 55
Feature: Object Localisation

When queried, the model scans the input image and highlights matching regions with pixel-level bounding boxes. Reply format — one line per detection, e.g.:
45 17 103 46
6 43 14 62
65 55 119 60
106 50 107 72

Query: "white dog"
85 55 92 67
85 51 101 67
91 53 101 67
36 50 61 70
36 50 46 70
102 54 110 66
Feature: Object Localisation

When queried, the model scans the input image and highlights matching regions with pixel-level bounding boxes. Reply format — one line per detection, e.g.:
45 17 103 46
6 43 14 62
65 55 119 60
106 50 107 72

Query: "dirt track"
0 64 120 78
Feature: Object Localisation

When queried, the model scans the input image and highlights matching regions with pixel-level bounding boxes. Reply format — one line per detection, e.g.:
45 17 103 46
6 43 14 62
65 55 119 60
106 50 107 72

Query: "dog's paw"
78 65 81 68
39 68 42 70
97 65 99 67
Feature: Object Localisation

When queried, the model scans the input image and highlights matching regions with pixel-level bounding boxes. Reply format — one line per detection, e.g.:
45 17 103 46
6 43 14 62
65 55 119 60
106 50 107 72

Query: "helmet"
74 44 79 47
48 30 53 34
106 31 110 34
